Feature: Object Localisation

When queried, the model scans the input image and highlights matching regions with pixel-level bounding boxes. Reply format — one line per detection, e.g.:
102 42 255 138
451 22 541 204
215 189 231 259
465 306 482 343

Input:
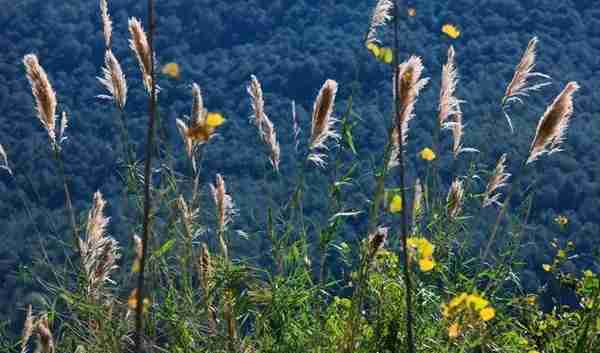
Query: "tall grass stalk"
392 1 415 352
134 0 157 351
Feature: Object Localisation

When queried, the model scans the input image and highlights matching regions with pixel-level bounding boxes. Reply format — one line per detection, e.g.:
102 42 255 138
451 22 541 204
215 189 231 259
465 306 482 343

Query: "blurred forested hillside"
0 0 599 329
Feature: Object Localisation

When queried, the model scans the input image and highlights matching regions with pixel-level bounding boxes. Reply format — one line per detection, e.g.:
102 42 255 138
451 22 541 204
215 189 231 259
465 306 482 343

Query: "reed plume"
23 54 58 147
97 50 128 110
132 233 142 273
446 178 464 219
502 37 551 132
308 79 339 167
0 144 11 175
527 81 579 164
177 195 197 241
99 0 112 48
412 178 423 228
291 100 301 152
211 174 235 258
388 56 429 168
20 305 33 353
438 46 462 126
482 153 510 207
128 17 152 93
247 75 281 171
34 314 54 353
367 226 388 259
79 191 120 298
176 83 220 169
365 0 393 44
198 243 216 334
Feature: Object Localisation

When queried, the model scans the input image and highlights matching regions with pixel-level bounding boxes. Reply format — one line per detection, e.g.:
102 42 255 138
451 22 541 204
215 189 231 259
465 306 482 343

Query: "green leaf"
151 238 176 260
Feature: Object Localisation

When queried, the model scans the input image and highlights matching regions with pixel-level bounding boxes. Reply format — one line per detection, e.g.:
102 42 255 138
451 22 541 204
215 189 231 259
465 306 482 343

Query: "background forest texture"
1 0 599 334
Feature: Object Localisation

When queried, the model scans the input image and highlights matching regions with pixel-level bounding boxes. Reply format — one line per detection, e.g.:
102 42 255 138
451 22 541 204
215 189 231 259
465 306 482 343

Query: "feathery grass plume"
446 178 464 219
97 50 127 110
21 305 33 353
211 174 235 258
412 178 423 227
198 243 212 293
388 56 429 168
527 82 579 164
502 37 551 132
99 0 112 48
132 233 142 273
34 314 54 353
291 100 301 152
247 75 281 171
367 226 388 259
79 191 120 298
128 17 152 93
365 0 393 45
443 111 479 157
308 79 339 167
483 153 511 207
198 243 216 334
23 54 58 146
177 195 197 241
58 111 68 146
394 56 429 146
438 46 463 126
176 83 224 169
0 144 12 175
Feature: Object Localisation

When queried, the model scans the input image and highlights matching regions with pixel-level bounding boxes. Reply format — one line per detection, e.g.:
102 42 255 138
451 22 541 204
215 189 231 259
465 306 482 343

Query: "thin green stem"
134 0 157 350
392 1 415 352
53 146 79 254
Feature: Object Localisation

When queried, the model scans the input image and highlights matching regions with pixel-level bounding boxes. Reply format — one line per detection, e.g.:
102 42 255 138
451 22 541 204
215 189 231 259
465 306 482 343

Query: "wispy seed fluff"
483 153 511 207
446 178 464 219
308 79 340 167
79 191 120 299
527 82 579 164
97 50 128 110
247 75 281 171
23 54 58 146
502 37 551 132
99 0 112 48
365 0 393 45
438 46 462 126
211 174 236 234
128 17 152 93
389 56 429 168
0 144 11 175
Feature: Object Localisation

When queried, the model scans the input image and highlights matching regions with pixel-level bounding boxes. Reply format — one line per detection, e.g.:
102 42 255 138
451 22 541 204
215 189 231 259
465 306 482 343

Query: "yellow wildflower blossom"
479 307 495 321
448 322 461 338
161 62 180 79
542 264 552 272
442 24 461 39
419 258 435 272
419 147 436 161
389 194 403 213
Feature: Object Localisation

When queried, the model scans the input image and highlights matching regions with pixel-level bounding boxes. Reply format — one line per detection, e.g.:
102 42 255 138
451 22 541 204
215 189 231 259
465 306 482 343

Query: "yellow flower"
479 307 495 321
128 288 151 312
389 194 403 213
448 322 461 338
542 264 552 272
419 257 435 272
161 62 181 79
206 112 225 127
442 24 461 39
526 295 536 305
466 294 489 310
584 270 593 278
419 147 436 161
554 215 568 226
